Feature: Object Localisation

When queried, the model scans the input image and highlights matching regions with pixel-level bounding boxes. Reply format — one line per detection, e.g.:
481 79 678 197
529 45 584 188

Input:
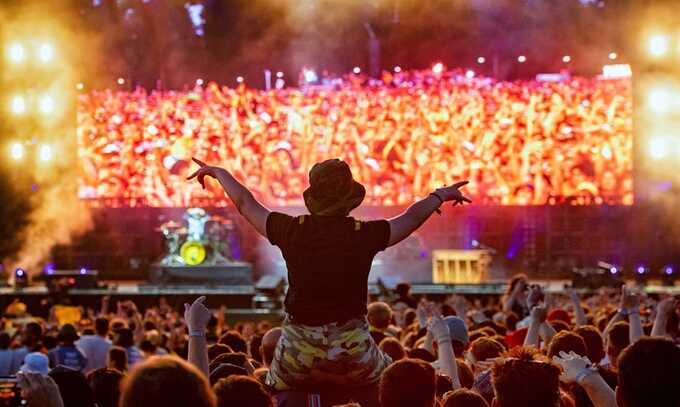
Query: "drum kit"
157 208 235 266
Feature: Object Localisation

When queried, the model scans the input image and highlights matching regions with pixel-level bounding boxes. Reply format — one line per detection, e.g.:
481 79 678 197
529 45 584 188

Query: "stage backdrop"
76 73 633 207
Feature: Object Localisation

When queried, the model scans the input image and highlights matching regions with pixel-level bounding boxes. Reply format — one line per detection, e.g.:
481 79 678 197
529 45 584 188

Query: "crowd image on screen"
77 69 633 208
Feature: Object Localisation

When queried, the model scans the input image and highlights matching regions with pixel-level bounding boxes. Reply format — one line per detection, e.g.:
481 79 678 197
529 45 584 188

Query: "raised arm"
188 158 270 237
620 286 643 344
567 288 588 327
184 296 211 378
553 351 617 407
429 313 461 390
388 181 470 247
651 297 677 338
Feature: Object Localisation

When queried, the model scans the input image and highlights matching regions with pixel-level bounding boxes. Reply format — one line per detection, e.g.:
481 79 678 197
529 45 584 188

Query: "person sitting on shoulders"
187 157 470 390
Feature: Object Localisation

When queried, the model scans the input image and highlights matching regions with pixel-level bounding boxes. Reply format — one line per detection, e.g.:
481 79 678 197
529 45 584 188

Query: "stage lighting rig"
648 137 670 160
597 261 621 276
10 143 25 161
14 268 28 288
633 4 680 200
10 95 26 115
39 144 53 163
7 42 26 64
647 33 671 58
37 42 54 63
663 265 674 276
635 265 649 275
634 264 650 283
646 85 674 115
38 94 55 115
662 265 676 286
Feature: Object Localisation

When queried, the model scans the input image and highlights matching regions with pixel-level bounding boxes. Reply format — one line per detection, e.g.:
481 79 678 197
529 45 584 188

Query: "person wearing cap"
48 324 88 372
188 157 470 390
19 352 50 376
426 315 470 373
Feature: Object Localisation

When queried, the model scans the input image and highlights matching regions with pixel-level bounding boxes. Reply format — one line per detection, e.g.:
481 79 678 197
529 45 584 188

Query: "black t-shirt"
266 212 391 325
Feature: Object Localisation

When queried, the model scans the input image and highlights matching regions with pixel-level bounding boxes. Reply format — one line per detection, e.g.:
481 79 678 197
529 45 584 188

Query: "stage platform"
2 280 678 307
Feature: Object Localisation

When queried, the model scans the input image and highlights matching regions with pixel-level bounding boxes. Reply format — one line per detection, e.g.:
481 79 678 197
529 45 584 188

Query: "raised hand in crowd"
427 311 461 390
553 351 617 407
651 296 679 338
526 284 545 310
566 287 588 326
620 285 640 312
185 296 211 377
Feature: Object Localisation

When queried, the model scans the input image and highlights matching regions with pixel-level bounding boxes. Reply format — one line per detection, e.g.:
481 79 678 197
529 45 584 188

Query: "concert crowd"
77 70 633 208
3 278 679 407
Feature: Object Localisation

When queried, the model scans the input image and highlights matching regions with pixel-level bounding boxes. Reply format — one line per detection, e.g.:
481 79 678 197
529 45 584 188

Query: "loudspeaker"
149 263 253 285
253 276 286 310
44 269 100 292
571 268 623 290
255 275 286 294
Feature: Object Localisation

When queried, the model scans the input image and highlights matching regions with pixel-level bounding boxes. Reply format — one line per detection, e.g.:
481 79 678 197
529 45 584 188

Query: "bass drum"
180 240 207 266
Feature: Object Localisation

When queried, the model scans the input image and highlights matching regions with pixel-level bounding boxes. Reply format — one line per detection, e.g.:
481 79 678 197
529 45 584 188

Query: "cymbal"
162 220 182 229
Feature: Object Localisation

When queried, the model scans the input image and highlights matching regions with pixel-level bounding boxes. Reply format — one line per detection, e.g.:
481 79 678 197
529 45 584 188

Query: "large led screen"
77 74 633 207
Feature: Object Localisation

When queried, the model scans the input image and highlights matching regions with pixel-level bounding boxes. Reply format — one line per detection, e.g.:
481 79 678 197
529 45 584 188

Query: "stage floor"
4 279 678 297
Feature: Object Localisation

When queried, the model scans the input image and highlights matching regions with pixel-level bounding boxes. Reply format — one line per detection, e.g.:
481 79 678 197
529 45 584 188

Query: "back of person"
0 349 11 376
120 355 216 407
0 333 12 376
617 337 680 407
126 346 144 366
267 213 389 325
379 358 436 407
87 368 123 407
213 375 273 407
10 347 28 375
49 345 88 371
77 334 112 372
49 366 96 407
491 347 561 407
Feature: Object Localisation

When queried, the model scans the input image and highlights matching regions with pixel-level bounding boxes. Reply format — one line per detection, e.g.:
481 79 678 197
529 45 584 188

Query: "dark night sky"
64 0 637 89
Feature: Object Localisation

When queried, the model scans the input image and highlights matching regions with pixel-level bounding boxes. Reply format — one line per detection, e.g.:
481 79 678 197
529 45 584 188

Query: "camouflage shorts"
266 315 393 390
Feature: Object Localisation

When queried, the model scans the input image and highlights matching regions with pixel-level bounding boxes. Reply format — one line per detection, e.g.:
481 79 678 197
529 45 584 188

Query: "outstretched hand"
552 351 592 384
184 296 211 332
436 181 472 207
620 285 640 311
187 158 221 189
428 314 452 344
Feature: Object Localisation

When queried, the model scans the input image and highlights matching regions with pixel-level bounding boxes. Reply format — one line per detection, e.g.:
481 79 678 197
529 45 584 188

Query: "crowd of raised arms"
77 69 633 208
3 278 679 407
